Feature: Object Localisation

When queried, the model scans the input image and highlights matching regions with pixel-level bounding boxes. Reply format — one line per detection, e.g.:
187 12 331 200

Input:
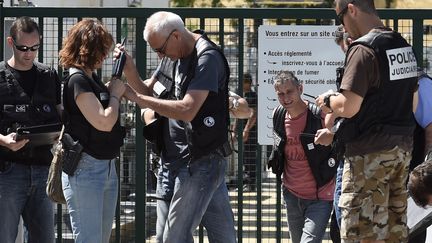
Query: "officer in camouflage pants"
340 147 411 242
316 1 417 242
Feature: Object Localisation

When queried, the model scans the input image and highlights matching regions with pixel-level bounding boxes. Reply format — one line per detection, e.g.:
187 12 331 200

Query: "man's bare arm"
125 85 208 122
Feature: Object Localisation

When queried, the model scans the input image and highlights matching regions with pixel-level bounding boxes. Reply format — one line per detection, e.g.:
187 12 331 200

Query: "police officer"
115 11 236 243
0 16 61 242
316 1 418 242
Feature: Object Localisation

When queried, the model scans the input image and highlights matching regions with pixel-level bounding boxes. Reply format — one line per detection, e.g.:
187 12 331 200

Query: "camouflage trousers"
339 146 411 243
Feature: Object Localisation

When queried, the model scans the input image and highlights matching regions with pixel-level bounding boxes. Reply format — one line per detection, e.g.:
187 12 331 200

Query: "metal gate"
1 5 431 243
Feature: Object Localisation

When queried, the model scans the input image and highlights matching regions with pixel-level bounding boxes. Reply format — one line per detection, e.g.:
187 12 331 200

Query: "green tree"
170 0 195 7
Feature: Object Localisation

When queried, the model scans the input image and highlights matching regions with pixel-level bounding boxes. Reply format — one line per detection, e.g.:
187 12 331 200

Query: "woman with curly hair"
59 19 126 243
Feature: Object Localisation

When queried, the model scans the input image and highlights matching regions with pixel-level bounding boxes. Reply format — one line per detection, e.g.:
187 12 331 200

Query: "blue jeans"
333 161 343 227
156 153 236 243
283 188 332 243
62 153 118 243
0 162 54 243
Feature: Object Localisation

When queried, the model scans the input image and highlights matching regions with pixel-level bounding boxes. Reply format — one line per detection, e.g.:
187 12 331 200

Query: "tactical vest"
269 103 338 192
0 61 61 165
62 68 125 160
336 30 417 146
151 30 231 160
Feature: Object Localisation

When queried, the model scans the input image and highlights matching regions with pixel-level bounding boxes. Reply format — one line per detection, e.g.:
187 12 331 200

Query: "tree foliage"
170 0 195 7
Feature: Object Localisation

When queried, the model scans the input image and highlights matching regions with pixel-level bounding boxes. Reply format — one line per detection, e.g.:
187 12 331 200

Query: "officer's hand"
314 128 334 146
1 133 28 151
113 44 134 73
108 79 126 99
316 90 335 114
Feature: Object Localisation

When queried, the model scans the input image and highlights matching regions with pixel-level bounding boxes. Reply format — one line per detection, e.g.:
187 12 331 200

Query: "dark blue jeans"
0 162 54 243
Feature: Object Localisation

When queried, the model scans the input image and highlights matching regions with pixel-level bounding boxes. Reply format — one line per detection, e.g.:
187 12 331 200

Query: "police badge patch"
43 104 51 112
203 116 215 127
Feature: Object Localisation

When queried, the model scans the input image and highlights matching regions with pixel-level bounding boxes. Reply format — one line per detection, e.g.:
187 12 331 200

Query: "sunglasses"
152 29 176 55
337 0 355 26
12 39 40 52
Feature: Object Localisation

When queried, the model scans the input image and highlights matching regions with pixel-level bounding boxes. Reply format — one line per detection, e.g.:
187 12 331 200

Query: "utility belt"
335 121 415 159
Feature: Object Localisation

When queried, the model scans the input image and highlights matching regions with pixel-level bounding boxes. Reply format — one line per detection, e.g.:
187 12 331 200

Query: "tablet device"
15 123 62 146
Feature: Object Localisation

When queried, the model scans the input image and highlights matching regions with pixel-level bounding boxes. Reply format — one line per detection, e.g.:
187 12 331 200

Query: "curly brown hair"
59 19 113 70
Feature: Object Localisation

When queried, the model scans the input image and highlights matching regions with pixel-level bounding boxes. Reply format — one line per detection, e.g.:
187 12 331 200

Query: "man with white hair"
116 11 236 243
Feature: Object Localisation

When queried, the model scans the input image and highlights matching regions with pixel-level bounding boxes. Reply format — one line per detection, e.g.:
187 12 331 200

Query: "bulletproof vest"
336 30 417 144
62 68 125 159
153 30 231 160
0 61 61 164
271 103 338 191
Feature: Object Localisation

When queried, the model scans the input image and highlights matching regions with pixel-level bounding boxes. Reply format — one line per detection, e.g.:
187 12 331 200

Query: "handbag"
46 126 66 204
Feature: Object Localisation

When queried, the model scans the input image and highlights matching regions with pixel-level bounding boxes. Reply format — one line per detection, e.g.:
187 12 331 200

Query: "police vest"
152 30 231 160
0 61 61 165
63 68 125 159
336 30 417 145
269 103 338 192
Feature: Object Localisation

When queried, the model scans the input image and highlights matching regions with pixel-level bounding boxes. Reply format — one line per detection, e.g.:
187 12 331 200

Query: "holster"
61 133 83 176
142 113 165 155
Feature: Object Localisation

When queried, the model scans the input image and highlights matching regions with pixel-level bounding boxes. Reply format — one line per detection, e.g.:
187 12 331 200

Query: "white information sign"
258 25 345 145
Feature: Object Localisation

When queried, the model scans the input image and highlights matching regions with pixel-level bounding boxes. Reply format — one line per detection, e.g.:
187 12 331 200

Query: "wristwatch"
323 93 338 112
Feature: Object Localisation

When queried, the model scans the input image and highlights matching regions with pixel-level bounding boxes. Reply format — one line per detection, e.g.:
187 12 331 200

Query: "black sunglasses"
337 0 355 25
152 29 176 55
12 39 40 52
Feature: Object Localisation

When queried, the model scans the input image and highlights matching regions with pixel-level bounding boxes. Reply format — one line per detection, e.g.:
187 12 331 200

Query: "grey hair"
274 71 301 88
143 11 186 41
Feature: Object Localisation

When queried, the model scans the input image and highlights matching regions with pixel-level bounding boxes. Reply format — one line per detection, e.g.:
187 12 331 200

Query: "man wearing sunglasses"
0 16 62 242
315 0 418 242
114 11 236 243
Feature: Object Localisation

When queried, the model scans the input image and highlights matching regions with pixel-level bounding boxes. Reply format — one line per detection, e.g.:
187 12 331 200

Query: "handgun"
112 37 127 78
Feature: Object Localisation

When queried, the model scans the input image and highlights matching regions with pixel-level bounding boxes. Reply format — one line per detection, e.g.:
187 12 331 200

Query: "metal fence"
1 5 431 243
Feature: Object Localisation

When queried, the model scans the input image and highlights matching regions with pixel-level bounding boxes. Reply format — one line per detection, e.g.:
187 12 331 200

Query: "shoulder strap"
179 30 230 98
304 102 323 134
0 61 28 97
62 68 95 121
273 105 287 136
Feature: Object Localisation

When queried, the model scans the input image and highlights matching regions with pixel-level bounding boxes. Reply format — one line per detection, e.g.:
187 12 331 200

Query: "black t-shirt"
64 71 122 159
